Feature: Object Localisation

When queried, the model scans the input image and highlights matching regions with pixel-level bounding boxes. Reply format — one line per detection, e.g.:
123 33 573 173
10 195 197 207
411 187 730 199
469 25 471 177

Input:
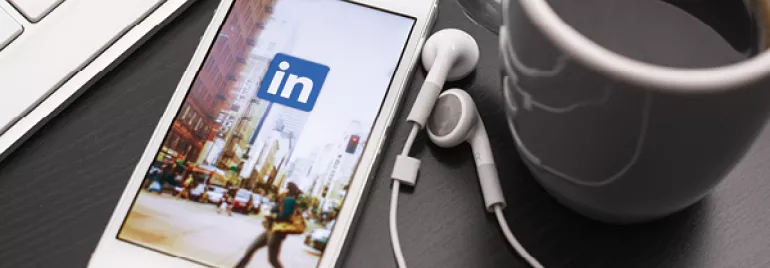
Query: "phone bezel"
89 0 437 267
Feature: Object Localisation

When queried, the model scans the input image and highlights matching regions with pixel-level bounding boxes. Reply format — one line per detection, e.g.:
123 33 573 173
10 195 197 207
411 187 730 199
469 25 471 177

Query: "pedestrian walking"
178 174 194 200
146 165 163 193
235 182 306 268
160 163 174 187
218 191 233 216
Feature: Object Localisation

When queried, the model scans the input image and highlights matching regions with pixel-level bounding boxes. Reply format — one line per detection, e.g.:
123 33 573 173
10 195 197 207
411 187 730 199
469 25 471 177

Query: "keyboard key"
8 0 65 22
0 7 22 49
0 0 164 132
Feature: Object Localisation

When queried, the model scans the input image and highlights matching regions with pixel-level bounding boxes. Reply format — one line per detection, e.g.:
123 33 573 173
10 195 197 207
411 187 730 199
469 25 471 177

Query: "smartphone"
89 0 436 267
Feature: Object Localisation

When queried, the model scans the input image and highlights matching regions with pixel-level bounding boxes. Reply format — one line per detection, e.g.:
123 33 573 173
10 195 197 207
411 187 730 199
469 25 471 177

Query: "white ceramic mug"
474 0 770 223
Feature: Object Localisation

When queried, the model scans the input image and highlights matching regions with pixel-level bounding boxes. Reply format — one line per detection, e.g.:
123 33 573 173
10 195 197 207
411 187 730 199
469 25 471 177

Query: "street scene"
121 191 326 268
118 0 415 267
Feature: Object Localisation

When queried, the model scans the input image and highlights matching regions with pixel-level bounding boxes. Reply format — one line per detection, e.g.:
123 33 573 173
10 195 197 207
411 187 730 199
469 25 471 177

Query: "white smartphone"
89 0 436 267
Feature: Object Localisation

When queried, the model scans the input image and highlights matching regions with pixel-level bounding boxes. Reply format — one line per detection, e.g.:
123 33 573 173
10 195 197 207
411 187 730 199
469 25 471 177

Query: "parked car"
251 193 263 213
261 200 275 214
189 184 207 200
231 189 255 213
304 228 331 252
201 185 228 204
173 183 206 196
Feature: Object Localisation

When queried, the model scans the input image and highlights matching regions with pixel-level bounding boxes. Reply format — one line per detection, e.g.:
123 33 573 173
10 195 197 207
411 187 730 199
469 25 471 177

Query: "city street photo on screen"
117 0 414 267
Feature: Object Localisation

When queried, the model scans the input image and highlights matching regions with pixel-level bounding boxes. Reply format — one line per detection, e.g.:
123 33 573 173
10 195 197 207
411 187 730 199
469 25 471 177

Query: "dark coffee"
547 0 763 68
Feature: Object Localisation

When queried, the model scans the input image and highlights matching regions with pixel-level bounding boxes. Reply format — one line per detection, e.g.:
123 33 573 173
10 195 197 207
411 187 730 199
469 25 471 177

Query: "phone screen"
117 0 415 267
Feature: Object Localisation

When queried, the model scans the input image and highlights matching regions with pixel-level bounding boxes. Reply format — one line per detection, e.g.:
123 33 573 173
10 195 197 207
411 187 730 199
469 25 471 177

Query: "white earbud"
390 29 542 268
406 29 480 129
427 88 505 211
421 29 480 86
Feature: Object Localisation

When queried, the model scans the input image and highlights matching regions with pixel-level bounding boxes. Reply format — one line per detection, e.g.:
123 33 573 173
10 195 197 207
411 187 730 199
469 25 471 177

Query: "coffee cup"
495 0 770 223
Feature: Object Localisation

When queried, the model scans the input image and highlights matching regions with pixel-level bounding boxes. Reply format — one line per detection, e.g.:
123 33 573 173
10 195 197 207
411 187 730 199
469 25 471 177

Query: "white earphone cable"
493 204 544 268
401 124 421 156
390 123 421 268
390 181 407 268
388 27 543 267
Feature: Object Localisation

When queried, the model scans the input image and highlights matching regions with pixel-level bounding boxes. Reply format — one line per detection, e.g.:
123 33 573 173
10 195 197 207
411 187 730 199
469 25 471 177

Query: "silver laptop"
0 0 197 161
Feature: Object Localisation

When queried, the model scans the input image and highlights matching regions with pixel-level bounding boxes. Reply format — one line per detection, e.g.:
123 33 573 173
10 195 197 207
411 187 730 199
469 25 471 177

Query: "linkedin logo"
257 53 330 112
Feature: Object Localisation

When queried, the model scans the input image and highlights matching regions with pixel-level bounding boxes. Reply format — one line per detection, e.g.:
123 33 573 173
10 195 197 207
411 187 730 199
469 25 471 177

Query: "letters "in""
265 61 314 104
257 53 328 112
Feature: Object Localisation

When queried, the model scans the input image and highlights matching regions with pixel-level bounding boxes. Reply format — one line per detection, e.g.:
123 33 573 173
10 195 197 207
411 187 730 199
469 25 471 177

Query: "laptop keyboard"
0 8 21 49
9 0 65 22
0 0 165 133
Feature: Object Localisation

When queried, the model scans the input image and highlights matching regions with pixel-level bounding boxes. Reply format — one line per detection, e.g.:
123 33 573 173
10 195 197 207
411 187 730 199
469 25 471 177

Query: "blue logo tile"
257 53 330 112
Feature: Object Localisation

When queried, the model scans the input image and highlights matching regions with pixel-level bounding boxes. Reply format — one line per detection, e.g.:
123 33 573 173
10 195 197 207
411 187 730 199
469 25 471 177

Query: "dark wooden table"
1 0 769 267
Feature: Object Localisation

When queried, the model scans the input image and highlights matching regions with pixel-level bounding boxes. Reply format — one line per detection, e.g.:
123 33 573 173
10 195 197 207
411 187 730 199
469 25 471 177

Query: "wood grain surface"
1 0 769 267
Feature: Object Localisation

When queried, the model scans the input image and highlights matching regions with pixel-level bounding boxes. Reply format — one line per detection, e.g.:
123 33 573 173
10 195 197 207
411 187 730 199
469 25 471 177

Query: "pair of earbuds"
389 29 542 268
394 28 504 211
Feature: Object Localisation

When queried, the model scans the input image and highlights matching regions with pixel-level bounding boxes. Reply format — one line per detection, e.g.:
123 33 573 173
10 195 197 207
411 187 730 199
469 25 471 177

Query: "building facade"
163 0 276 163
208 17 298 173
